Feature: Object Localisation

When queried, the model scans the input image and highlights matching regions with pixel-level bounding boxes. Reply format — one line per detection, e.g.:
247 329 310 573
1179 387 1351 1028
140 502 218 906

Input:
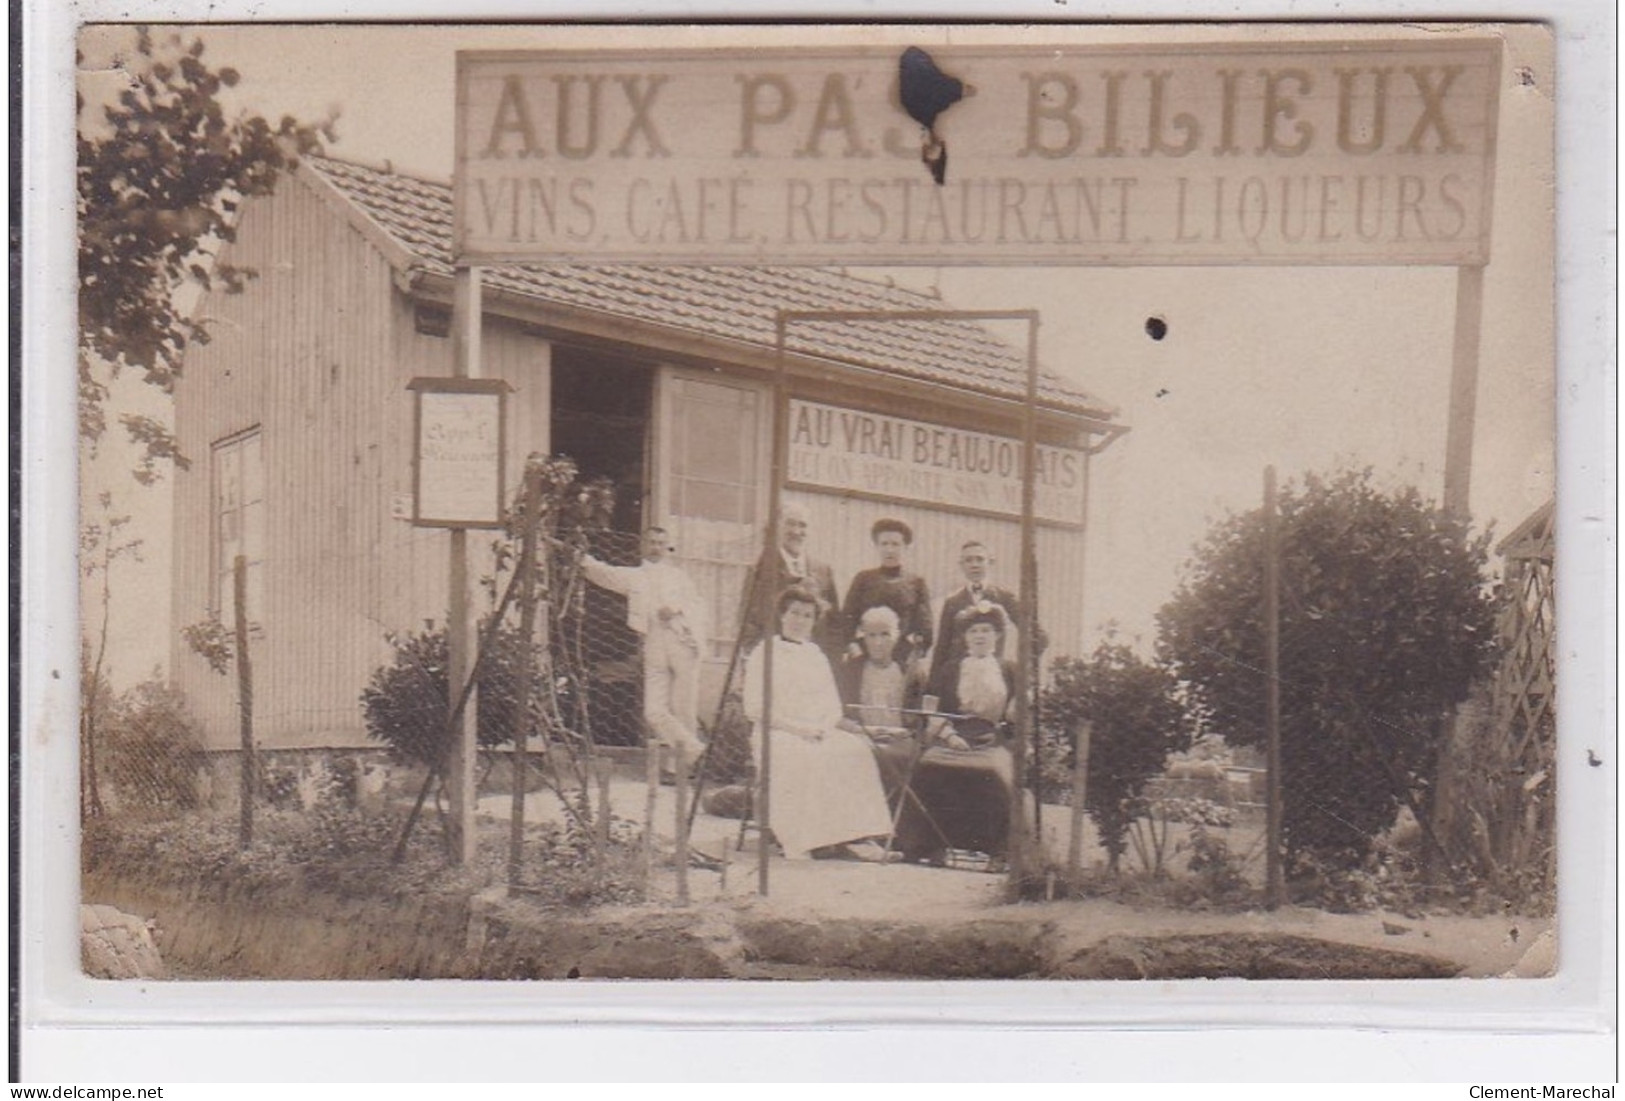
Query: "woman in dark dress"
903 602 1019 864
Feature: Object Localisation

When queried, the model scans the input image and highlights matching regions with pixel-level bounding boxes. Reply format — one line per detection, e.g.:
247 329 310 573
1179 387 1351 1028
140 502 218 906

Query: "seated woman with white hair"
835 605 928 735
742 584 896 861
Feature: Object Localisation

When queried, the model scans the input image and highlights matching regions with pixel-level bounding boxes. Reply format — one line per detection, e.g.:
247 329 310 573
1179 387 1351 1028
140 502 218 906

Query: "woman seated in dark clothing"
901 602 1019 864
835 600 1018 865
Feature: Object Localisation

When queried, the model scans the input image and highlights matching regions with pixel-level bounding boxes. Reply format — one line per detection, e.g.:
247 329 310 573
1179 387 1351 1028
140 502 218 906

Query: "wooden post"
506 466 541 895
446 266 483 866
233 554 254 849
673 744 691 906
1263 466 1285 910
1009 312 1041 887
643 735 659 884
759 312 792 897
1067 720 1093 875
1443 266 1485 518
594 763 612 863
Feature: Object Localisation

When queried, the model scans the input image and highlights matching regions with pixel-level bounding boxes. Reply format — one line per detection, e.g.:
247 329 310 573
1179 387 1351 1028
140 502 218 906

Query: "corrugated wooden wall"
785 490 1090 663
169 174 1092 753
683 488 1090 721
171 176 551 750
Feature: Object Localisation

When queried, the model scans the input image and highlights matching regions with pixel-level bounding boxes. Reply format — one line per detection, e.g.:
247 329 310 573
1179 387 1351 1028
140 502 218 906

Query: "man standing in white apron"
580 526 709 760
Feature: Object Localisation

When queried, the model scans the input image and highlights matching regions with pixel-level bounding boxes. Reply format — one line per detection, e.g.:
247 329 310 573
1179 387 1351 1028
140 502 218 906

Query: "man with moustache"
740 501 844 659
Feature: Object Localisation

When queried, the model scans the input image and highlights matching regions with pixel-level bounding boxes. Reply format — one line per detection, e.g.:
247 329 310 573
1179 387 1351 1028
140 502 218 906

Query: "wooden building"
170 156 1124 754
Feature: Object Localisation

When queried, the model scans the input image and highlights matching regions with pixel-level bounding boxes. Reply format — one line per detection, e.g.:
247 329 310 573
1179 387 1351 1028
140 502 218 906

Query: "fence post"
1263 467 1285 910
234 554 255 849
507 466 542 895
1067 720 1093 875
1008 311 1041 890
594 762 612 866
674 744 690 906
643 738 659 885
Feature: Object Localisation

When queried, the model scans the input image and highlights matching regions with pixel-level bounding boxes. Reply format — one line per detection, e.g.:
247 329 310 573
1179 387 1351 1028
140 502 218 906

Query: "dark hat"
871 517 913 544
953 600 1011 635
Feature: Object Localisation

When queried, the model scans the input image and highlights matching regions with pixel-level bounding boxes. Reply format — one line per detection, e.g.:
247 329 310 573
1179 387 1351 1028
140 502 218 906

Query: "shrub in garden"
1175 824 1253 909
100 676 205 811
1039 642 1193 873
1126 794 1233 879
1157 468 1497 865
519 817 647 909
359 623 537 767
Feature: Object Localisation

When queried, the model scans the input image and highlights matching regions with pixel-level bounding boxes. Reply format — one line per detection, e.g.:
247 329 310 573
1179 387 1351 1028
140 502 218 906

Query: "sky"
76 21 1556 680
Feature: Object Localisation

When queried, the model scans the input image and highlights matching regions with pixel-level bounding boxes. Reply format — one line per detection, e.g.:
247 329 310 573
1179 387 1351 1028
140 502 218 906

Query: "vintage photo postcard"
55 16 1591 1020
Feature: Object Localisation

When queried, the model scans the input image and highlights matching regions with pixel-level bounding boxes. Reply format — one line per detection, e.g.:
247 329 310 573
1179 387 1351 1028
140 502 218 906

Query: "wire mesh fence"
541 526 647 750
80 674 207 820
81 454 1556 918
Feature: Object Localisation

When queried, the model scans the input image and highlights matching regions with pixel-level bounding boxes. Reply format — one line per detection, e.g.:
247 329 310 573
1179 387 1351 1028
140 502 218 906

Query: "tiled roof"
304 156 1115 419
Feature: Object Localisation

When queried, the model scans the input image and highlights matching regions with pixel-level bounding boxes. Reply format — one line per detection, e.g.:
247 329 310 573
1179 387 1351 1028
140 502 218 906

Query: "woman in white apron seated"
742 583 896 861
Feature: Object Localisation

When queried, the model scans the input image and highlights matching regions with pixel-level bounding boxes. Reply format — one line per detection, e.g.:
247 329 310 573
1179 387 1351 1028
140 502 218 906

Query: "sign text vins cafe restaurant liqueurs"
455 38 1499 267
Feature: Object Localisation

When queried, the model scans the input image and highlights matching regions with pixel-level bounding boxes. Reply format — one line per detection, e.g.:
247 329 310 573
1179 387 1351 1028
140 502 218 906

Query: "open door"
550 348 654 745
653 370 772 712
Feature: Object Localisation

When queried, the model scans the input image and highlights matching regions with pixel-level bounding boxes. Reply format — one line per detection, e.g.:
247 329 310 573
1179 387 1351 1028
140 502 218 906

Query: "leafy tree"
1156 468 1496 863
1040 641 1193 872
78 29 329 482
80 492 143 819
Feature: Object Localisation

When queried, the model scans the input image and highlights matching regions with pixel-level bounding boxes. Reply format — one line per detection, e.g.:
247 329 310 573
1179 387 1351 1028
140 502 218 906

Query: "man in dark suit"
740 501 844 659
929 540 1044 681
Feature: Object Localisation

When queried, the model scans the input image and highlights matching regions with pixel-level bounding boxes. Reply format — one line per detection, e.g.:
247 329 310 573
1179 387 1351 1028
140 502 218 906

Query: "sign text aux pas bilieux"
455 40 1500 267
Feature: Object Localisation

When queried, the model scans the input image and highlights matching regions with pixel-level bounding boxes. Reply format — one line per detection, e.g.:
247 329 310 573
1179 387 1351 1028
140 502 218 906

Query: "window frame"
209 426 265 625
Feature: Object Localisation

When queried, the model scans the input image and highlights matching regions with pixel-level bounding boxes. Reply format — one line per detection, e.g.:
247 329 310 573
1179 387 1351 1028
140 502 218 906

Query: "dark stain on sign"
899 46 968 185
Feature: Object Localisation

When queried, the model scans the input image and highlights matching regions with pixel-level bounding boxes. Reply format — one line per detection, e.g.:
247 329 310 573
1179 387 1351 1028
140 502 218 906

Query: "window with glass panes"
212 429 264 624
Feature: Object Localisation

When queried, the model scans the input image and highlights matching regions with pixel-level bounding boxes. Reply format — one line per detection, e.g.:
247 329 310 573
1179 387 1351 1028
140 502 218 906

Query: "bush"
1287 849 1383 913
100 677 204 812
1174 826 1253 909
1432 687 1555 915
1157 468 1497 862
517 817 647 909
1040 643 1193 872
86 799 649 912
360 623 538 767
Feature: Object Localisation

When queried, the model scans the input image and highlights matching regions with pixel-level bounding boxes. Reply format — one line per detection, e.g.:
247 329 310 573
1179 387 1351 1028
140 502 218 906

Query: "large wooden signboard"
786 398 1087 526
455 39 1500 266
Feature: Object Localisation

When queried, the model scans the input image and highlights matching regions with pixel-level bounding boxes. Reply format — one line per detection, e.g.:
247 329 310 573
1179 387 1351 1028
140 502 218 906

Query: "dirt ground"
476 774 1552 980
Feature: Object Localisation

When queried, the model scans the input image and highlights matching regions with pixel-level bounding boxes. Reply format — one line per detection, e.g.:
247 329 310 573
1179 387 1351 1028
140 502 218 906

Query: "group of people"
578 503 1038 866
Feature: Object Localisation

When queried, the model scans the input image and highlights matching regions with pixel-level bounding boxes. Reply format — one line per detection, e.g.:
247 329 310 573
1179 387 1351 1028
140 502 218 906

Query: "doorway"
551 348 652 538
550 347 654 746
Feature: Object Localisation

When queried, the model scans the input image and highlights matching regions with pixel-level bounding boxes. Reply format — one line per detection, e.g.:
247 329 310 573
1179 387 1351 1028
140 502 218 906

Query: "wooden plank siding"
171 175 552 750
170 168 1100 755
783 489 1091 664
